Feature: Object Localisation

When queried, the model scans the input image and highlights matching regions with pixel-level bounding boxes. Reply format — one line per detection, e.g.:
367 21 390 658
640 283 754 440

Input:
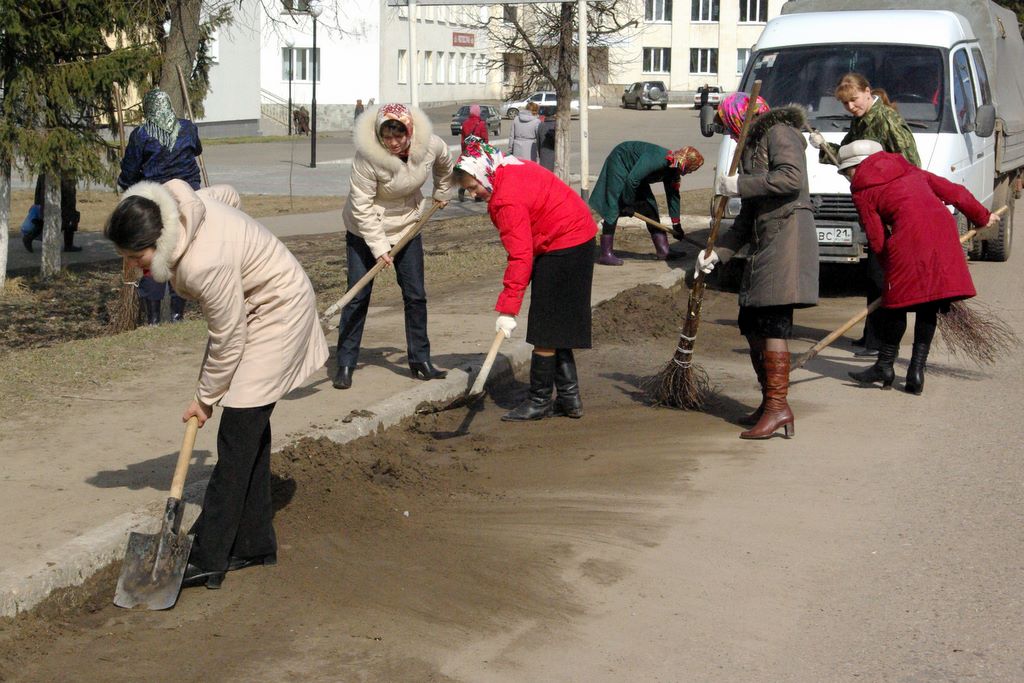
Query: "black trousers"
190 403 277 570
875 302 940 349
337 231 430 368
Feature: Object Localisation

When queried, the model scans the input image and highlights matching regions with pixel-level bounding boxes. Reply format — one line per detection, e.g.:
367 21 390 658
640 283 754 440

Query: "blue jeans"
336 231 431 368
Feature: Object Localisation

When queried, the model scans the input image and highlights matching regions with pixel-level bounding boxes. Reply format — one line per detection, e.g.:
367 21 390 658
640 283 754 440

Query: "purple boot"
597 234 624 266
651 232 670 260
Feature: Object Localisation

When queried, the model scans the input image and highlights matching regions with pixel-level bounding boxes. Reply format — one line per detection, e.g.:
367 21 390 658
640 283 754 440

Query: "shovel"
632 212 706 250
417 330 506 415
114 416 199 610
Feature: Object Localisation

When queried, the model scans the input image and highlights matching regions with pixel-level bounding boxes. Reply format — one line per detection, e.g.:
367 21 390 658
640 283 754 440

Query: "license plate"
817 227 853 244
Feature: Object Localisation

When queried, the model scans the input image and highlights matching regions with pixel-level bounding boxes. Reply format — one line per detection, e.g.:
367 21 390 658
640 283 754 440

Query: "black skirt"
738 304 795 339
526 239 594 349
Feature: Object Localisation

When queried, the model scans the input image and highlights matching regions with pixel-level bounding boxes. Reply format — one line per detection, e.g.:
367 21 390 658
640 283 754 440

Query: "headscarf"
469 104 481 118
142 88 181 150
455 139 523 193
718 92 770 139
667 146 705 175
375 102 415 153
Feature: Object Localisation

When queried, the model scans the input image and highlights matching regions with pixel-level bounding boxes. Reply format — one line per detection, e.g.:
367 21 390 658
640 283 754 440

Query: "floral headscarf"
142 88 181 150
718 92 770 139
455 139 523 193
375 102 415 152
667 146 705 175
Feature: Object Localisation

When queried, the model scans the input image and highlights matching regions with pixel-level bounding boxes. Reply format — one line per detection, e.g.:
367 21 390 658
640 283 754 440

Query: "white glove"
808 131 825 149
694 249 720 278
496 314 517 339
717 174 740 198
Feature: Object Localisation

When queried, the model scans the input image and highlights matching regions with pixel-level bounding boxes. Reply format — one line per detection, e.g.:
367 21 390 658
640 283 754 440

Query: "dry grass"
7 190 344 235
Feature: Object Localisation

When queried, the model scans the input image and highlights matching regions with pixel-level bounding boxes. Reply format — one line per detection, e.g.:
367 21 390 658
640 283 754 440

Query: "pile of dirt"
592 283 689 344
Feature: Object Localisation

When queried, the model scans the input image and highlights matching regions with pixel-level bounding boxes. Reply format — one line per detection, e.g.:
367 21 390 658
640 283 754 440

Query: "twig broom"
109 82 141 333
645 81 763 409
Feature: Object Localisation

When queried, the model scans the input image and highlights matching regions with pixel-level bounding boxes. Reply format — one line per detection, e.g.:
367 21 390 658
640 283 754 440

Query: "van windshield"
739 45 947 132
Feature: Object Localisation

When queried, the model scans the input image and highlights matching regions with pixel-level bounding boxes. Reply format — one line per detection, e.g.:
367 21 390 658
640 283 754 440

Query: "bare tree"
478 1 639 181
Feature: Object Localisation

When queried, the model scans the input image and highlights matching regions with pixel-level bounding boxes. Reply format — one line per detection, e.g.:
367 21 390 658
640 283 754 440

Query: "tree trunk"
41 173 62 280
0 159 9 293
553 2 575 182
159 0 204 115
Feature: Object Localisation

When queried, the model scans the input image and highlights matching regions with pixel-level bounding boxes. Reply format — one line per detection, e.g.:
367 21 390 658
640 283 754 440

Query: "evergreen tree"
0 0 157 279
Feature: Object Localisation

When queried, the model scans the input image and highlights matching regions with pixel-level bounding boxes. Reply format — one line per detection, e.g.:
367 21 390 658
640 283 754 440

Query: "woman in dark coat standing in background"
118 88 203 324
454 141 597 421
841 141 999 394
697 93 819 440
589 141 703 265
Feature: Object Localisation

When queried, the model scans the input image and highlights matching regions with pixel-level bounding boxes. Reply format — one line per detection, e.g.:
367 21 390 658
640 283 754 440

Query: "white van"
704 1 1024 262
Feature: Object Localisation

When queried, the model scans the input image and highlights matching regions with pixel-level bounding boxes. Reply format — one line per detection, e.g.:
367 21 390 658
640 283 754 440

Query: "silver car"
499 91 579 119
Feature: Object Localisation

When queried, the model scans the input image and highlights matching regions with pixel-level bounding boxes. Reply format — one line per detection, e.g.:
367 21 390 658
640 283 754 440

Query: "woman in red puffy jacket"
454 140 598 420
840 140 1000 394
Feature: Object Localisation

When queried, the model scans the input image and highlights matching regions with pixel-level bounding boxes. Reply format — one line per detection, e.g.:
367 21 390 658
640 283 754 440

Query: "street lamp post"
309 2 323 168
285 38 294 136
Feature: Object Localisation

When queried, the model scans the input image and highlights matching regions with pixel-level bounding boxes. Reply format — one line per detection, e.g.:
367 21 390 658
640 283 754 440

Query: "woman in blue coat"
589 141 703 265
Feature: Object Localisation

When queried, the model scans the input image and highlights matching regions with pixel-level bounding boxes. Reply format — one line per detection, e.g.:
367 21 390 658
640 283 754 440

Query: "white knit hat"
837 139 884 171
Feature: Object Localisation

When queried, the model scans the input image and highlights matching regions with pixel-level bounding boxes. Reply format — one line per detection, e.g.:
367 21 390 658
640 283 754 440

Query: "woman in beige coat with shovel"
334 102 454 390
105 179 328 590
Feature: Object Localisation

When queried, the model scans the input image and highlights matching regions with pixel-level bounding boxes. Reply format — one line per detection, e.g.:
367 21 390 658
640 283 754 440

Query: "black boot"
332 365 354 390
848 343 898 389
170 296 186 322
553 349 582 418
409 360 447 380
63 230 82 252
502 352 556 421
144 299 161 325
905 342 929 395
22 233 34 253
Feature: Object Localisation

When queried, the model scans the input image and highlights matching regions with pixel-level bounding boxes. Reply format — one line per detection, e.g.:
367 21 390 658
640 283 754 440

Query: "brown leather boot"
740 350 794 439
738 340 766 427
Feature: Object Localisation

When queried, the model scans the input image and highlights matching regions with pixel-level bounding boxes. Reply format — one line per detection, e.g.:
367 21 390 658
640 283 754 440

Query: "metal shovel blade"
113 498 192 610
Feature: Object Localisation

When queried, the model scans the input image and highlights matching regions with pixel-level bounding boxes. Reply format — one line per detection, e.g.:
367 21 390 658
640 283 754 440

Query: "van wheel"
660 104 667 110
985 192 1014 261
506 108 518 119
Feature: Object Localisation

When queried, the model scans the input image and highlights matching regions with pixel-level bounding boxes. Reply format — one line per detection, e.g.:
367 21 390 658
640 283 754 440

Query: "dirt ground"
0 282 744 682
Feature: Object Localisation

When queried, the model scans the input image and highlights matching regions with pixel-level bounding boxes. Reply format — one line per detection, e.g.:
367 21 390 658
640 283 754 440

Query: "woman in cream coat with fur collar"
334 102 454 390
105 179 328 589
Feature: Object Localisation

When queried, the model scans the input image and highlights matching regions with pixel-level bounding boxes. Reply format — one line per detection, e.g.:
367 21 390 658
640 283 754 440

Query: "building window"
738 0 768 22
398 49 407 84
503 5 517 23
282 0 309 11
449 51 457 82
284 47 319 82
643 47 671 73
736 48 750 74
503 53 522 85
423 51 433 84
691 0 719 22
690 47 718 74
645 0 672 22
436 52 446 84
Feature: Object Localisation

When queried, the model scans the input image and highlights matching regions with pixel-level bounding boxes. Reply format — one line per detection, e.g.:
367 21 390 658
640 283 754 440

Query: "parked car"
499 91 579 119
622 81 668 110
449 105 502 137
692 85 723 109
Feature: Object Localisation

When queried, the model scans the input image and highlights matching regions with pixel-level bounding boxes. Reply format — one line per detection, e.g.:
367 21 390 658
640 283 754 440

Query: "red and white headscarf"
455 139 523 193
375 102 415 153
666 146 705 175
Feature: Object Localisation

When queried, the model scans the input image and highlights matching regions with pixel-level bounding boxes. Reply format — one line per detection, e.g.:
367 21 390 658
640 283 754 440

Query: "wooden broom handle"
176 65 210 188
793 205 1008 370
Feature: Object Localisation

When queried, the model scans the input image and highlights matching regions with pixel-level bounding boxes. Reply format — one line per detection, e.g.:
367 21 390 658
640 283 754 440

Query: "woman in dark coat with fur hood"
696 94 819 440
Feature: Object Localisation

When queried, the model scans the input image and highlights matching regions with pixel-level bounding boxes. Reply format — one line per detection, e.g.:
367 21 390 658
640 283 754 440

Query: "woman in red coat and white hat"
453 140 597 421
840 140 1001 394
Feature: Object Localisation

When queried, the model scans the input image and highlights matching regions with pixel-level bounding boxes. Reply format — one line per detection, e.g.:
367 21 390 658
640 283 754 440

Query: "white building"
610 0 785 93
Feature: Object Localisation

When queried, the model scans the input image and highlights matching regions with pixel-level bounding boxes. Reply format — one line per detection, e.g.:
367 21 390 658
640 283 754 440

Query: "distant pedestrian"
118 88 203 324
294 106 310 135
699 83 710 108
354 99 365 121
508 101 541 162
537 105 557 172
21 172 81 253
458 104 489 201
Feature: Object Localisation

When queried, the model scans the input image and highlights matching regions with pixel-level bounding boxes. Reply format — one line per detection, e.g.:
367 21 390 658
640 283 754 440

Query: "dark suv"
622 81 668 110
450 105 502 137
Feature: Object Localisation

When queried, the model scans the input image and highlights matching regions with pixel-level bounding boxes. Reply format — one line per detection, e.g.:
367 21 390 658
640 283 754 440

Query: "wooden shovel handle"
793 205 1008 370
176 65 210 188
469 330 506 396
321 202 442 325
169 416 199 500
632 212 705 249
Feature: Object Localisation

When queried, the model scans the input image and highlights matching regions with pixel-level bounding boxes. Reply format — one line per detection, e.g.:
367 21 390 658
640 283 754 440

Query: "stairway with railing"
260 89 296 132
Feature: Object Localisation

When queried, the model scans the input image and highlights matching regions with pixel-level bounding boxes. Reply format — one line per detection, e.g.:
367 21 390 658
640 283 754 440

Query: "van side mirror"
974 104 996 137
700 104 721 138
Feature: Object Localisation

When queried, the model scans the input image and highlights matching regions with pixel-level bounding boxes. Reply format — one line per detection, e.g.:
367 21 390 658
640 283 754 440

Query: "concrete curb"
0 258 688 617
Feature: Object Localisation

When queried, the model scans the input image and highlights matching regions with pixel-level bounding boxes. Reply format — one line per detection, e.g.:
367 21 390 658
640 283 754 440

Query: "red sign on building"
452 32 475 48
